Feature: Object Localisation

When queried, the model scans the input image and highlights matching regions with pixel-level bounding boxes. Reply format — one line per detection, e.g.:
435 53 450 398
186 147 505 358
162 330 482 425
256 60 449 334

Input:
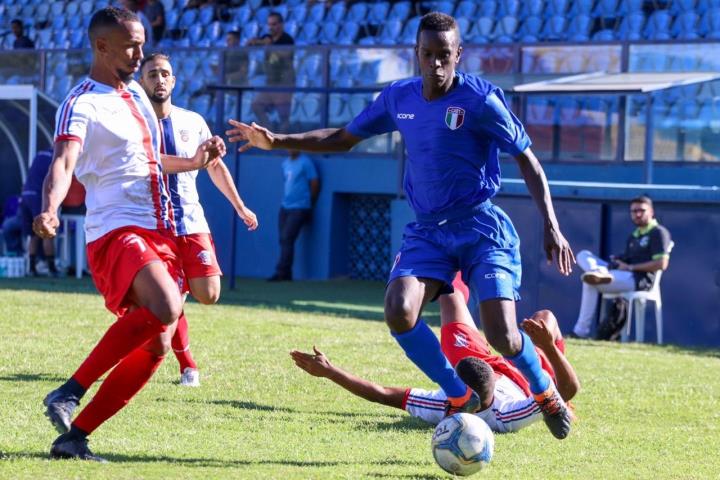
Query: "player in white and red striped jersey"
33 7 226 462
139 53 258 387
291 275 579 434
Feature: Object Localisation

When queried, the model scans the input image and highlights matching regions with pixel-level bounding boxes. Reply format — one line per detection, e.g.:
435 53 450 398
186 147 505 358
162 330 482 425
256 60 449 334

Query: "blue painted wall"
200 152 720 348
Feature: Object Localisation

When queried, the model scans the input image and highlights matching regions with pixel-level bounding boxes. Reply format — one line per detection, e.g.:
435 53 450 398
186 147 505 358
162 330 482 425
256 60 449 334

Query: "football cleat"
180 367 200 387
50 432 107 462
444 388 481 417
534 384 573 440
43 388 80 434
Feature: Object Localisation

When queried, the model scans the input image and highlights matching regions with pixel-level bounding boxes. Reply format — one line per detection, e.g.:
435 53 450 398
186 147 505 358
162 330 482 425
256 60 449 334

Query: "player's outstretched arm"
33 141 80 239
206 158 258 231
162 136 227 174
514 147 576 276
521 313 580 402
226 120 363 153
290 347 406 409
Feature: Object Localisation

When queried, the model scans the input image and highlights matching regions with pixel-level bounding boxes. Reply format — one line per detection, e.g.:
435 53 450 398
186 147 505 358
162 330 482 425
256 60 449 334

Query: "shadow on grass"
566 337 720 359
360 416 432 433
0 372 66 383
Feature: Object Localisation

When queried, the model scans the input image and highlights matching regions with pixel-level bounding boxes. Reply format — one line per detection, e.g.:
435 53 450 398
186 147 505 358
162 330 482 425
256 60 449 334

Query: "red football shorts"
175 232 222 279
87 226 185 316
440 321 564 396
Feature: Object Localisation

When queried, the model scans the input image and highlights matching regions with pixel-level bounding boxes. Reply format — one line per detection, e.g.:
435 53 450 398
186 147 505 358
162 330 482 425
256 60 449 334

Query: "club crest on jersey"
180 129 190 142
197 250 213 266
453 332 469 348
445 107 465 130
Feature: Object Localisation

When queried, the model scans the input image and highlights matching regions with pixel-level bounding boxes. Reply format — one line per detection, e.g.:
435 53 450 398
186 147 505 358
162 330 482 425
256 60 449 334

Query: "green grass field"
1 277 718 479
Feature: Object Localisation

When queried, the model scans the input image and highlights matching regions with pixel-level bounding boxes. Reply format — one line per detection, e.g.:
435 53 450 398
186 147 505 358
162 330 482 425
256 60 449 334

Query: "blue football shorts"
388 200 522 303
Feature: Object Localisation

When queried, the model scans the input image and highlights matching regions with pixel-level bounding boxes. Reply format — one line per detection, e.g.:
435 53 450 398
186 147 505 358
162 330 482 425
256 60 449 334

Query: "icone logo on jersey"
445 106 465 130
484 272 507 279
397 113 415 120
180 129 190 142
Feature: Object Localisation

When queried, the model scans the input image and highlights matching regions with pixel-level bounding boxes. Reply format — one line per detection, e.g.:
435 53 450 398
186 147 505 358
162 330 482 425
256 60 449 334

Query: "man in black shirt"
572 195 672 338
11 19 34 49
247 12 295 132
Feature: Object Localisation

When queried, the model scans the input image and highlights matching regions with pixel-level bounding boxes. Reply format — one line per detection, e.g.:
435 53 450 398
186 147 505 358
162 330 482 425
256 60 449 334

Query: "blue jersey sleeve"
346 87 396 138
477 88 531 156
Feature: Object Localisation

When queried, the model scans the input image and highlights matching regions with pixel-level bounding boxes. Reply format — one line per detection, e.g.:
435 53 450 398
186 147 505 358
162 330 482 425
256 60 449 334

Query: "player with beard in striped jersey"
139 52 258 387
34 7 226 461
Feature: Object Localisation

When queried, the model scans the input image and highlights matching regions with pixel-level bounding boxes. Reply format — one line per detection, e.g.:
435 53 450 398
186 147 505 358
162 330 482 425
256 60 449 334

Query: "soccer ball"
431 413 494 476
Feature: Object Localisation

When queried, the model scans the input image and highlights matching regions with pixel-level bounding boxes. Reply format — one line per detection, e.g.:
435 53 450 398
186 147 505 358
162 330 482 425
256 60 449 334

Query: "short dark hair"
11 19 23 28
88 6 140 43
455 357 495 406
630 195 653 208
268 12 284 23
140 52 171 74
416 11 459 43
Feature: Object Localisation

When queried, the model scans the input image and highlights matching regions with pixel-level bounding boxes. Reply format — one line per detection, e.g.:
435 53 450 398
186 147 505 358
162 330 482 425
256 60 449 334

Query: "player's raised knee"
189 277 221 305
147 290 183 325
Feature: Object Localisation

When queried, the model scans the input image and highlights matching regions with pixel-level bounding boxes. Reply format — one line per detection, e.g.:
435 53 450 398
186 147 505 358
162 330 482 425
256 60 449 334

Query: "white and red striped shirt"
54 78 172 242
403 375 541 433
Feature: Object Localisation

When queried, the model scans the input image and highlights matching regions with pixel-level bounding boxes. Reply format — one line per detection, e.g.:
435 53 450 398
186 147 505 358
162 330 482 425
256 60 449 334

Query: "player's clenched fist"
194 135 227 169
33 212 60 239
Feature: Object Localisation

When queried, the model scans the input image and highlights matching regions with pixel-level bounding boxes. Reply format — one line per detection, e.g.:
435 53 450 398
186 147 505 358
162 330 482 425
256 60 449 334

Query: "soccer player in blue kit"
227 12 576 439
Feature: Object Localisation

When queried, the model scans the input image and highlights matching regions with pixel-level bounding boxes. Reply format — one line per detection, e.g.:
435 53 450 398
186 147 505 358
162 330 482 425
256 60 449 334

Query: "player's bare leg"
385 277 479 415
480 299 572 439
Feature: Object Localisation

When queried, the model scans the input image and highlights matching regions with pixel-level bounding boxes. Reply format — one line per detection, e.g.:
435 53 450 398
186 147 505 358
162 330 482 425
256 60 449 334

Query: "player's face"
141 58 176 103
630 202 653 226
96 20 145 83
415 29 462 93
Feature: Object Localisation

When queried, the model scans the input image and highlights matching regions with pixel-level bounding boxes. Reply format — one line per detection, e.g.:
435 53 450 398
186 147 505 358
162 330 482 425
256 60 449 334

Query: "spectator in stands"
11 19 34 49
21 150 60 276
121 0 154 45
268 150 320 282
247 12 295 133
226 30 240 48
571 196 672 338
144 0 166 43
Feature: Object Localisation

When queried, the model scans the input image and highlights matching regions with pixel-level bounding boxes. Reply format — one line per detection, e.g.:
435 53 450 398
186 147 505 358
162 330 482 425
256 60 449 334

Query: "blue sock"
505 331 550 395
392 318 467 398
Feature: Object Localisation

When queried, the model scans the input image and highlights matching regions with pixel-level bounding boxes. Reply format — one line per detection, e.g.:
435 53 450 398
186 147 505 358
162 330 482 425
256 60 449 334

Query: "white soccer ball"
431 413 494 476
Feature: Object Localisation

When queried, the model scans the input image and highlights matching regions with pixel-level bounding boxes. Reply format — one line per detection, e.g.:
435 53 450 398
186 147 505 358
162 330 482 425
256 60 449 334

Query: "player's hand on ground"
290 346 333 378
238 205 258 231
226 119 274 152
33 212 60 239
544 225 575 276
521 317 555 351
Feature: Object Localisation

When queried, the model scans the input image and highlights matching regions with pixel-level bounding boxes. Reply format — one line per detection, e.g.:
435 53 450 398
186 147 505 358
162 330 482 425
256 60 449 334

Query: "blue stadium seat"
240 21 259 43
567 14 592 41
570 0 594 15
617 13 645 40
165 10 179 30
338 21 360 45
50 1 63 17
469 16 495 43
669 54 699 71
347 2 368 23
594 0 620 26
319 22 340 44
699 8 720 37
254 6 271 25
69 29 84 49
644 10 672 40
592 29 616 41
520 0 543 19
198 5 215 25
671 0 698 16
389 1 412 21
329 95 353 124
187 24 204 44
20 4 34 19
454 0 477 18
518 16 543 42
283 19 299 38
205 21 223 42
498 0 520 16
327 2 346 22
51 16 65 31
377 19 404 44
620 0 644 14
287 5 307 23
80 0 93 16
349 94 371 117
68 15 82 31
233 6 252 25
296 22 319 46
190 96 211 117
672 12 700 39
493 15 519 42
358 60 381 84
37 3 51 22
37 28 52 49
368 2 390 24
545 0 569 18
307 3 326 23
52 29 68 46
456 17 472 37
400 16 421 43
247 0 263 10
66 1 79 17
178 10 198 29
428 1 455 15
542 15 567 41
477 0 498 18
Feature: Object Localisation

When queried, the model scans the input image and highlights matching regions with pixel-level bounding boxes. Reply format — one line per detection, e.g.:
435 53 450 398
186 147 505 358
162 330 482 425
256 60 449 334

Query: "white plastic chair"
598 241 674 344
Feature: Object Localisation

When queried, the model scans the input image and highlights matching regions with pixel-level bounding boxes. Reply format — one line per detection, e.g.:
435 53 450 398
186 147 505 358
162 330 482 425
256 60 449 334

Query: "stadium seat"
178 10 198 29
672 12 701 39
493 15 519 42
520 0 543 19
348 94 371 117
254 6 271 26
198 5 215 25
617 13 645 40
429 1 455 15
205 21 223 42
518 16 543 42
283 19 299 38
36 28 52 49
476 0 498 18
542 15 567 41
699 8 720 37
187 24 204 44
307 2 326 23
454 0 478 18
670 0 698 16
287 5 307 23
368 2 390 25
295 22 319 46
570 0 594 15
498 0 520 16
35 3 49 22
644 10 673 40
69 29 84 49
240 21 259 44
189 95 211 117
567 14 592 41
326 2 346 22
456 17 472 37
319 22 340 44
20 4 34 19
247 0 263 10
377 19 404 45
467 16 494 43
347 2 368 23
79 0 93 16
545 0 569 18
68 15 82 31
165 10 179 30
592 29 617 41
389 1 412 20
51 16 66 31
337 21 360 45
400 15 421 43
620 0 644 14
329 94 352 124
50 1 63 18
233 6 252 25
